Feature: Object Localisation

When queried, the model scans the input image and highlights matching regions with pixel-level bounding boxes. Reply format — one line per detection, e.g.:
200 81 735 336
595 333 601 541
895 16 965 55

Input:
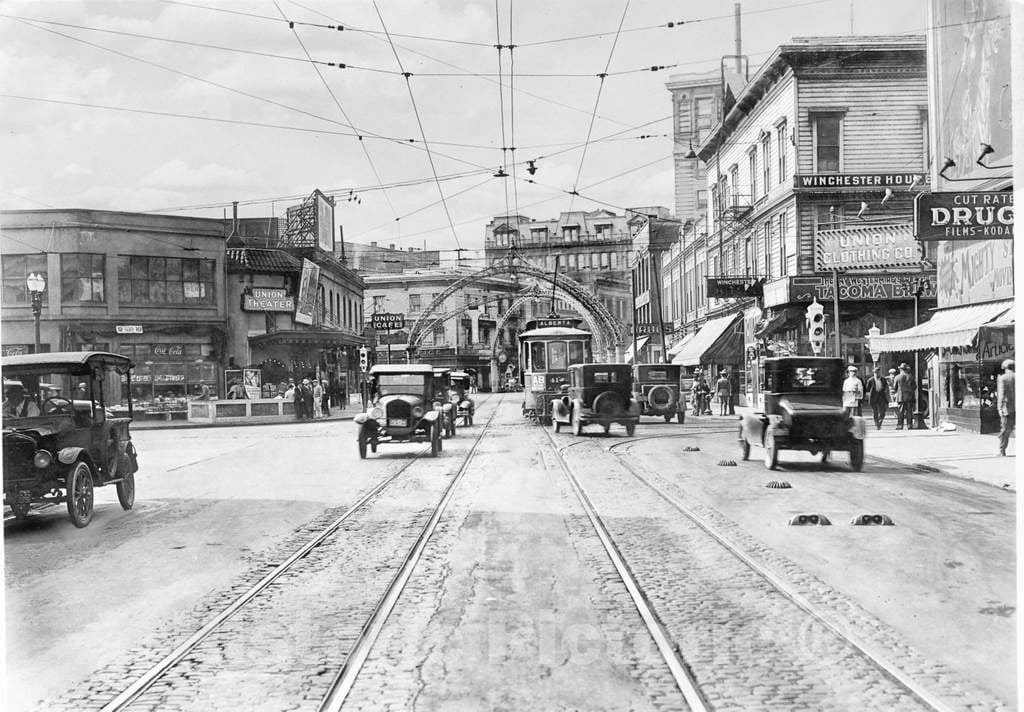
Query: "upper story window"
695 97 715 128
813 113 843 172
594 223 612 238
816 204 843 231
748 148 758 202
760 134 771 193
372 295 386 313
408 293 422 313
61 254 105 303
776 119 788 182
696 189 708 211
2 253 48 306
727 166 738 206
531 227 548 242
562 225 579 242
117 256 214 306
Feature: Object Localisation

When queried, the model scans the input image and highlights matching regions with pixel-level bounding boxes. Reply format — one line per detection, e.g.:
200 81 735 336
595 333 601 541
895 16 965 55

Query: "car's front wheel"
66 461 94 528
764 431 779 471
625 423 636 436
116 472 135 510
850 440 865 471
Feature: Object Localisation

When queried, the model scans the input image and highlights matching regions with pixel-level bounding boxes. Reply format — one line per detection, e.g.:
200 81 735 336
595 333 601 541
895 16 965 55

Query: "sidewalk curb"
131 413 358 431
865 453 1015 491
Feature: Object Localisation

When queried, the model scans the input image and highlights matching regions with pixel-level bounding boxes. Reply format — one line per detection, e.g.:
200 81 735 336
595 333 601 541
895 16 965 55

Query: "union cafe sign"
914 191 1013 241
794 173 925 191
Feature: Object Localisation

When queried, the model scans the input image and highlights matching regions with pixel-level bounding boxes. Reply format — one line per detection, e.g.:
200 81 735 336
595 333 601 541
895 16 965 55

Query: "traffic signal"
805 299 826 355
359 346 369 372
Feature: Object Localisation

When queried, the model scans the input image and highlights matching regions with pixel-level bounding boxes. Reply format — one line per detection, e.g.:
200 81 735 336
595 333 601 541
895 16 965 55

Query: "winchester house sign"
794 172 926 190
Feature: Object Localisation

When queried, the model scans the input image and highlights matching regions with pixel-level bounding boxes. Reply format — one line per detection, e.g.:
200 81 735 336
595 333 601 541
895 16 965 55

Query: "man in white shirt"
842 365 864 417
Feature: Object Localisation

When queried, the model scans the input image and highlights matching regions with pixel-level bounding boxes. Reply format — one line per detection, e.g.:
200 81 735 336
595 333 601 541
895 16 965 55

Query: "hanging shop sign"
789 274 937 302
243 287 295 312
115 325 144 334
914 191 1013 241
706 276 763 299
815 224 923 270
294 258 320 326
633 323 663 336
794 173 925 191
371 312 406 330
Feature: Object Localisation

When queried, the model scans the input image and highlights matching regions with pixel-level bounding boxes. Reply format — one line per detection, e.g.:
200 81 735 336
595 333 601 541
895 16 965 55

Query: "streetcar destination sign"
371 312 405 330
914 191 1013 241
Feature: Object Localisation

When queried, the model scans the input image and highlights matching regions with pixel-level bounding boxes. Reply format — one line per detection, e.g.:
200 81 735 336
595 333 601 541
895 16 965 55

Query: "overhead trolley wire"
372 0 462 250
495 0 511 239
507 1 523 247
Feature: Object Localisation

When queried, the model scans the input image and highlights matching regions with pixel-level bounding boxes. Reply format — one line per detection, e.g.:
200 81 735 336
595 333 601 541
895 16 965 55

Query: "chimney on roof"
408 247 414 252
389 243 396 250
370 241 377 247
225 201 244 248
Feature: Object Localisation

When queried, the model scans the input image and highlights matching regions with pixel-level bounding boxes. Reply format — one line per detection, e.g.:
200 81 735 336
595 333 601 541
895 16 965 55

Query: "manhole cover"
766 480 792 489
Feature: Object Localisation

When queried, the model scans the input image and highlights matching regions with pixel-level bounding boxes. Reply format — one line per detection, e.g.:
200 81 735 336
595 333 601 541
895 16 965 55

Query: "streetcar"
518 317 593 424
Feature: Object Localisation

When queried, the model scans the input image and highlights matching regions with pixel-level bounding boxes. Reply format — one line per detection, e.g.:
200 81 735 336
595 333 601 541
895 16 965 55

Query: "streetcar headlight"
412 405 425 418
33 449 52 469
369 407 384 420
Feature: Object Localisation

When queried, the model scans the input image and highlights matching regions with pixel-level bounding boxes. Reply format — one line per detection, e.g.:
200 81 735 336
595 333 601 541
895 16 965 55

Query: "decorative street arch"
406 250 625 361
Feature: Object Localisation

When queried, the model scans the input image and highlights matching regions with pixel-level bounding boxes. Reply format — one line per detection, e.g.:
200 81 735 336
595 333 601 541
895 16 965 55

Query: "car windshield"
376 374 428 396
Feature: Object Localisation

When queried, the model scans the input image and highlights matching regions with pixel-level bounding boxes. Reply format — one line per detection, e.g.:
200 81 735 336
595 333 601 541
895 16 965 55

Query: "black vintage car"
632 363 686 423
354 364 443 458
449 370 475 426
551 363 641 436
431 367 457 438
3 351 139 527
737 357 867 471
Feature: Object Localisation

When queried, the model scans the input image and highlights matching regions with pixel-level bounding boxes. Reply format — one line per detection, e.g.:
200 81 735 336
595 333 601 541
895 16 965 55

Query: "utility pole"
831 269 842 357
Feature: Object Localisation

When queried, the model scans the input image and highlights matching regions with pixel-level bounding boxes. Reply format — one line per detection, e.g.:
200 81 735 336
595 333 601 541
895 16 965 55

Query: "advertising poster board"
294 258 320 326
316 192 334 253
243 369 262 400
224 369 242 397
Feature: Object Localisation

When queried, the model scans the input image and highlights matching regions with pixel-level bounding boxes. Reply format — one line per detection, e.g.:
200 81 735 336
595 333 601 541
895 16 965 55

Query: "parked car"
632 363 686 423
551 364 641 436
354 364 443 458
449 370 475 426
431 367 457 438
738 357 867 471
3 351 139 527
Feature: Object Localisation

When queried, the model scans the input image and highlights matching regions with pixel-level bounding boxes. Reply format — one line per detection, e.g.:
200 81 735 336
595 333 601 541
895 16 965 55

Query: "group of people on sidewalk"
690 369 734 417
280 378 334 421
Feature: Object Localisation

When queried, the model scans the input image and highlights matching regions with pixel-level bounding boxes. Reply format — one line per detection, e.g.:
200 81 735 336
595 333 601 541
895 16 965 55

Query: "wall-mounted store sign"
914 191 1013 241
706 277 763 299
151 344 185 357
115 325 143 334
815 224 923 270
789 274 937 302
243 287 295 312
371 312 406 330
794 173 925 191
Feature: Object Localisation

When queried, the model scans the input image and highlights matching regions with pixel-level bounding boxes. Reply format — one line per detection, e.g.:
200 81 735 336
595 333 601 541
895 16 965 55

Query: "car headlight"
442 402 453 411
370 407 384 420
412 405 425 418
432 401 442 410
33 449 52 469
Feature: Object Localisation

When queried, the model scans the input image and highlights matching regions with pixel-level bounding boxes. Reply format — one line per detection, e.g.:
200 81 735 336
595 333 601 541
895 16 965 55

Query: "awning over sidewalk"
671 313 741 366
667 332 696 357
624 336 649 364
868 299 1013 353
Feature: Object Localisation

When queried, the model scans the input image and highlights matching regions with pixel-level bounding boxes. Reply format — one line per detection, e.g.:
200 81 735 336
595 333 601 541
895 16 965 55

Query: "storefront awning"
671 313 741 366
625 336 649 364
667 332 696 357
868 300 1013 353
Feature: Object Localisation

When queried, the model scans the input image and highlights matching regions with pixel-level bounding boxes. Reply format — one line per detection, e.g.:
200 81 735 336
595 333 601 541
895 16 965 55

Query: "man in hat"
865 366 890 430
300 378 315 421
997 359 1014 456
842 365 865 418
893 363 917 430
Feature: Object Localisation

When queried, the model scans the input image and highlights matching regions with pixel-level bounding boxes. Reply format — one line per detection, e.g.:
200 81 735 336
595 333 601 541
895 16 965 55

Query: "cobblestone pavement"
342 404 685 712
557 430 1011 711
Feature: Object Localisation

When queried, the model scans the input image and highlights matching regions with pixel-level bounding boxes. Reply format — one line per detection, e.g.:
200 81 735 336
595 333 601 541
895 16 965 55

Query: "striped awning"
868 300 1014 353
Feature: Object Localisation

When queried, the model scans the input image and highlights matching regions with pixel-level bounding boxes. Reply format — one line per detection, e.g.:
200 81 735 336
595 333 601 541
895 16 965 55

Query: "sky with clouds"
0 0 926 260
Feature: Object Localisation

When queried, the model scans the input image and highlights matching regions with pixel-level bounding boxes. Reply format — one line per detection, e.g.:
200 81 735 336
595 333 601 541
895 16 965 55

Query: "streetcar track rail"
99 396 502 712
592 436 958 712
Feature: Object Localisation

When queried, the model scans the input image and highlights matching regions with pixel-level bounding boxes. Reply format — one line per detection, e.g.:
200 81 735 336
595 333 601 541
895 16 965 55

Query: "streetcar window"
530 342 546 371
568 340 586 365
549 341 568 371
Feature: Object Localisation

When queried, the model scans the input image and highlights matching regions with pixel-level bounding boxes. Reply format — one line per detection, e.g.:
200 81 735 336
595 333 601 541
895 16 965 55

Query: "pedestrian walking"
312 379 324 419
893 363 917 430
842 365 865 418
997 359 1015 456
715 369 731 416
320 379 331 417
291 380 303 420
692 370 710 415
865 366 890 429
300 378 315 421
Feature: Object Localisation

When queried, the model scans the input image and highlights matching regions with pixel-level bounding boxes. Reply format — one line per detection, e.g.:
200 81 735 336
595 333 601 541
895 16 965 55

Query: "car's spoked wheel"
850 440 865 471
764 432 779 471
66 461 94 528
625 423 636 436
116 472 135 510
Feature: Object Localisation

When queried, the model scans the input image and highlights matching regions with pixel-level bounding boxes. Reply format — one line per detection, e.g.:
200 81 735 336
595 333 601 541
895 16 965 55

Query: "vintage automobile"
632 363 686 423
3 351 139 527
354 364 443 458
551 363 641 436
449 370 475 426
738 357 867 471
431 367 457 438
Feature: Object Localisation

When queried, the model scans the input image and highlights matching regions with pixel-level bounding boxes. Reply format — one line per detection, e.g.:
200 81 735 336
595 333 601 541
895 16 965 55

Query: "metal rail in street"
99 396 499 712
539 426 712 712
603 437 958 712
318 396 503 712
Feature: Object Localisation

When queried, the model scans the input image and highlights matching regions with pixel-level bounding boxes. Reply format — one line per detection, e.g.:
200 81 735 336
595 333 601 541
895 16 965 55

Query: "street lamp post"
26 272 46 353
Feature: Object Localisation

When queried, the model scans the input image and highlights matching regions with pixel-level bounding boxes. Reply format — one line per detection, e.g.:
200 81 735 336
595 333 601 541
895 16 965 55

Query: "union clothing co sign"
815 224 923 271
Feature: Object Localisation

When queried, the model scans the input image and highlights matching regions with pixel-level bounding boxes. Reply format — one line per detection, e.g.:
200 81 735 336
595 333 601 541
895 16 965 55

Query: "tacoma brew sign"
914 191 1013 241
790 274 937 302
243 287 295 312
794 173 925 190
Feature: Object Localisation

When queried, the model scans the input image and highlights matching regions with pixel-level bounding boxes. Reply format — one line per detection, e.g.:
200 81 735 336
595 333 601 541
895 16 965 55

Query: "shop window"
61 254 105 303
117 256 215 306
2 253 48 305
813 113 842 172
